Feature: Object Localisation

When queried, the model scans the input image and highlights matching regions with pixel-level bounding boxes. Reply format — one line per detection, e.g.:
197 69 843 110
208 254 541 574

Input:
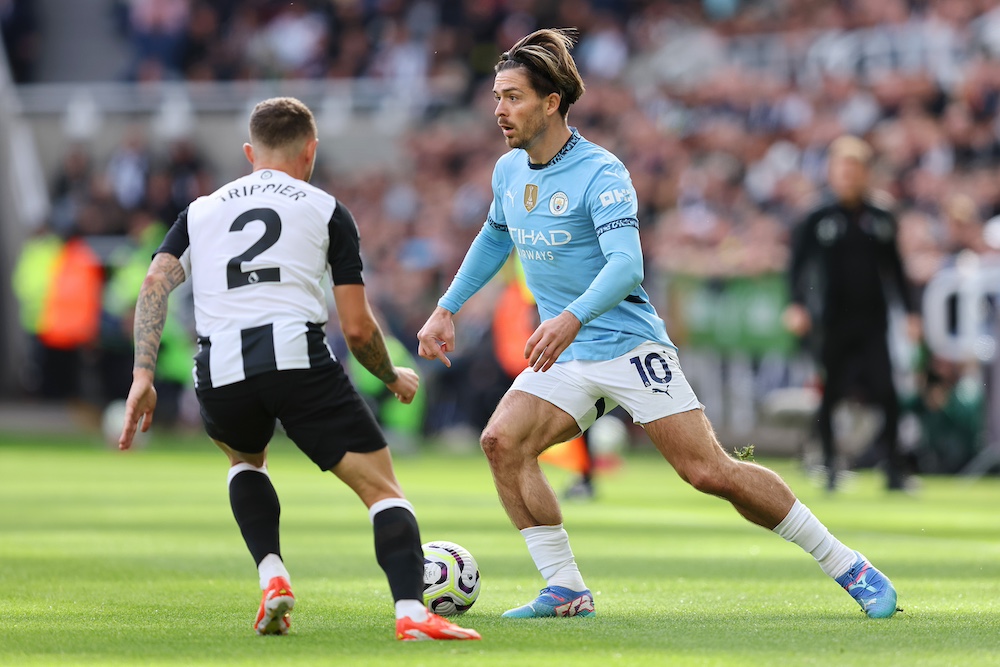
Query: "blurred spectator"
901 356 985 474
106 126 152 210
126 0 191 80
165 138 213 217
251 2 329 78
0 0 40 82
50 145 93 239
941 192 990 257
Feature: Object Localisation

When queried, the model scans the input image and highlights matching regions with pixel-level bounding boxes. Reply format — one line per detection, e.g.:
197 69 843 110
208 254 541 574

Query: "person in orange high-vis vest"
14 233 104 399
38 237 104 350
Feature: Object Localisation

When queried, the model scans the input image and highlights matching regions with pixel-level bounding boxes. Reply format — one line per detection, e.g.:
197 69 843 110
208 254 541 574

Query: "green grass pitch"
2 431 999 666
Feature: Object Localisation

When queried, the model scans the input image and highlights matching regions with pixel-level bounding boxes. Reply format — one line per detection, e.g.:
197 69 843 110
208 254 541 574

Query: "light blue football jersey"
445 129 675 362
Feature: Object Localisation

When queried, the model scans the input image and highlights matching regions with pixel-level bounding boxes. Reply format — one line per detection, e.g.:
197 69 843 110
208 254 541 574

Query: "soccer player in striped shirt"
118 97 479 641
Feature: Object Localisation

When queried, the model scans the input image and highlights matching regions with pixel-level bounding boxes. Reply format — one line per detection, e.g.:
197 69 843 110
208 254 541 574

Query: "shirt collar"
528 127 581 170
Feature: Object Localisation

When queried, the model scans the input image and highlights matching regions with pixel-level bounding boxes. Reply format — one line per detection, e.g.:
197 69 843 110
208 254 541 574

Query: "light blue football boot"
835 552 899 618
502 586 595 618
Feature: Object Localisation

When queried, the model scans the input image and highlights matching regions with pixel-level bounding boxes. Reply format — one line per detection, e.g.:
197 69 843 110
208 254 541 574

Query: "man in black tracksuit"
785 136 921 491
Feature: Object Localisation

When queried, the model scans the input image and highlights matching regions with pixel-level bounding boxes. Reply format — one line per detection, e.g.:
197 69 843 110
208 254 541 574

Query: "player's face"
493 69 550 151
828 154 867 203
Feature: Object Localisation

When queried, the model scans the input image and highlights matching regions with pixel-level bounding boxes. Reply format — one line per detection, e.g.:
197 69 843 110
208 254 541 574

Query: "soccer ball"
589 414 628 456
422 540 481 616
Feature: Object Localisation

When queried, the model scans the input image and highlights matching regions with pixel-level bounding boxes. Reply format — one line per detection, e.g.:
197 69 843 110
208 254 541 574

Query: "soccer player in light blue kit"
417 28 898 620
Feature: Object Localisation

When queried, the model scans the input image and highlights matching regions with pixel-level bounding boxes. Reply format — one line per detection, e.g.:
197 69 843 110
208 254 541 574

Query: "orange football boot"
254 576 295 635
396 612 481 641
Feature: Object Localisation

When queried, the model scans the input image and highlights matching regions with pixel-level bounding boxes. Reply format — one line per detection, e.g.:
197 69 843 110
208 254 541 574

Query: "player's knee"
480 428 516 467
679 459 731 496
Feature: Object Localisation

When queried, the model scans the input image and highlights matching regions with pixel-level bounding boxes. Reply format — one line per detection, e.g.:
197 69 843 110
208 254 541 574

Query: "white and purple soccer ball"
422 540 481 616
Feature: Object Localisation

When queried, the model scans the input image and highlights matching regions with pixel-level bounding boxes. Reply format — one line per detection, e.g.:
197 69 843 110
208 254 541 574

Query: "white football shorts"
509 341 703 432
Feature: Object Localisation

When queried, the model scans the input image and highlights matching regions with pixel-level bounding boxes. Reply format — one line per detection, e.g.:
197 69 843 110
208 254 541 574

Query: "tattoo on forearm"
350 330 398 384
133 256 186 373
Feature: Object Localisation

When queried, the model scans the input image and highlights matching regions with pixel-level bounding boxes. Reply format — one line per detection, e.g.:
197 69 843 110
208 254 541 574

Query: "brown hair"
496 28 586 117
248 97 317 152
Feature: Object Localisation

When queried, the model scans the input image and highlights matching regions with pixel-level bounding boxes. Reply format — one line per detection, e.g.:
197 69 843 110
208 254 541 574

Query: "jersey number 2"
227 208 281 289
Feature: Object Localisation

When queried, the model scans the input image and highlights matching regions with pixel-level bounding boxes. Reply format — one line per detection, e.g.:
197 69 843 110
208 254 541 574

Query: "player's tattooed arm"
133 254 187 374
348 328 399 384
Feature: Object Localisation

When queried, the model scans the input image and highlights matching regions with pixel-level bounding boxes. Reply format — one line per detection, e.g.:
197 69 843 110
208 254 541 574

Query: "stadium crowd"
11 0 998 471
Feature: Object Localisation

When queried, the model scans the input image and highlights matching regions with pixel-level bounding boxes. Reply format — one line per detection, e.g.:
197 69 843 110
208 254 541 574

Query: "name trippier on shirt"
216 180 308 202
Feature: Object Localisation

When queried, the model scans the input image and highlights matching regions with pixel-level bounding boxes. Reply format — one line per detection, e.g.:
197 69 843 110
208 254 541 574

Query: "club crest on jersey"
524 184 539 212
549 191 569 215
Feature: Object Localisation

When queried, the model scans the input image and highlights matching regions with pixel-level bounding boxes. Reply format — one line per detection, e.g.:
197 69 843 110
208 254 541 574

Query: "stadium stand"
2 0 999 471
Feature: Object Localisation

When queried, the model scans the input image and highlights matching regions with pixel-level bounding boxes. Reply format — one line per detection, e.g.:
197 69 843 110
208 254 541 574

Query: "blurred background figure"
784 136 921 492
12 224 103 404
0 0 39 83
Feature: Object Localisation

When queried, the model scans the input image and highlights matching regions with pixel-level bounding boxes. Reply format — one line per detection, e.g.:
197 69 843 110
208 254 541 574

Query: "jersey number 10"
629 352 672 388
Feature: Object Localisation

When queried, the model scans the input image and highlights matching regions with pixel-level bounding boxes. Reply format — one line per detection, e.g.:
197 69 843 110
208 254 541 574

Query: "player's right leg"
278 364 477 640
479 386 596 618
331 448 480 640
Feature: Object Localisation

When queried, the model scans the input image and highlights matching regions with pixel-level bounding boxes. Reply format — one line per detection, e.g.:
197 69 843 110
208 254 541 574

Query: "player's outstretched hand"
119 369 157 450
417 306 456 368
525 311 582 372
387 367 419 404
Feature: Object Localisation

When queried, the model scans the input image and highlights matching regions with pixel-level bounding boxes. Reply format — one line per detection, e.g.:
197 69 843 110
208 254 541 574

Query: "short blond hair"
828 135 873 165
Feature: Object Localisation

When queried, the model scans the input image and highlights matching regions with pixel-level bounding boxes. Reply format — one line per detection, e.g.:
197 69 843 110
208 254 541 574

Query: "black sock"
373 506 423 602
229 469 281 566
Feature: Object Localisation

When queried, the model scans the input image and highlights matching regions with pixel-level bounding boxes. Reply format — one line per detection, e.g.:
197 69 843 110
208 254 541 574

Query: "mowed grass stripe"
1 434 998 666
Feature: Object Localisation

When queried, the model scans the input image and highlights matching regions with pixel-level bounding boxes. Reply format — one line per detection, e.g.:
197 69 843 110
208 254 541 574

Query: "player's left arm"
565 162 644 325
525 164 643 371
563 225 643 325
329 201 418 403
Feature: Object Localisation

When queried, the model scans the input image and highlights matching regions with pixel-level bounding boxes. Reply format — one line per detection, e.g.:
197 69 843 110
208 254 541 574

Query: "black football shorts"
195 364 388 470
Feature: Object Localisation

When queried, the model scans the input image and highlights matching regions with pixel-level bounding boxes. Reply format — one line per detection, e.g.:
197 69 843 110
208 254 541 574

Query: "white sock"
258 553 290 590
773 500 856 579
227 460 267 485
521 524 587 591
368 497 415 523
395 599 429 621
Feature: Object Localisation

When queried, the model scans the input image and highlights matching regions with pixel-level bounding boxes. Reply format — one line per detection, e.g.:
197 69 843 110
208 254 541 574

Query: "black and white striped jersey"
155 168 364 389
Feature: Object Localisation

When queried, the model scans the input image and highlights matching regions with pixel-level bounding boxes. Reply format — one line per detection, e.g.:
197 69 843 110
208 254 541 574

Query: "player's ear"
546 92 561 117
304 137 318 164
243 142 255 166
